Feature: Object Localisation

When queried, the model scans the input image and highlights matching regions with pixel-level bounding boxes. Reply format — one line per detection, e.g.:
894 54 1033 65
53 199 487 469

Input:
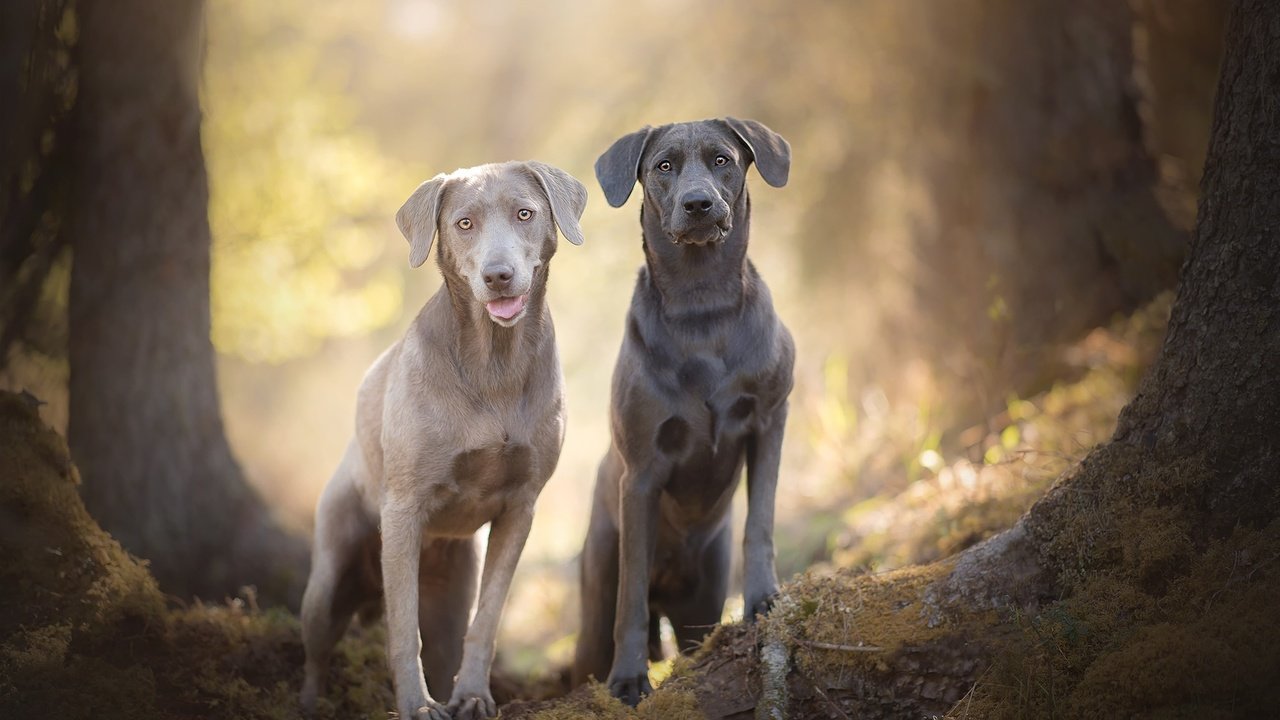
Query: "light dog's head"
594 118 790 247
396 161 587 326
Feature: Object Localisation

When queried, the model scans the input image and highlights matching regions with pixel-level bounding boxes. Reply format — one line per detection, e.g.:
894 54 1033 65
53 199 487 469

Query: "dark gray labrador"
572 118 795 705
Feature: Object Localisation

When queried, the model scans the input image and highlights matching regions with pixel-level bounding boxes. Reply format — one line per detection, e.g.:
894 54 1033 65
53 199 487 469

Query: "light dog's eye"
457 218 472 230
658 160 672 173
714 155 729 166
517 209 533 221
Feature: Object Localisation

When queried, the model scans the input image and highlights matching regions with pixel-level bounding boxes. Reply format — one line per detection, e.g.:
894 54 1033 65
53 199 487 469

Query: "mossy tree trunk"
657 1 1279 717
1021 0 1280 590
1106 0 1280 528
67 0 305 606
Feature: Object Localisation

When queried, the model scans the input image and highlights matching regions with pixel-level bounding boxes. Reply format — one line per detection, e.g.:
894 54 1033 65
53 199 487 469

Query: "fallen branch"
799 640 885 653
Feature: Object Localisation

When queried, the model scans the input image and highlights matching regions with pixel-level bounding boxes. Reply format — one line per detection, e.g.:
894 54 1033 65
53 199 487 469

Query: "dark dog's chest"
651 353 764 454
650 378 758 523
615 261 794 527
660 434 748 520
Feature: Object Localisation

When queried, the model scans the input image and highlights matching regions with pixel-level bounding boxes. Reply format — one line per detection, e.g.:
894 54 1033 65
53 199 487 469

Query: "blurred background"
1 0 1227 680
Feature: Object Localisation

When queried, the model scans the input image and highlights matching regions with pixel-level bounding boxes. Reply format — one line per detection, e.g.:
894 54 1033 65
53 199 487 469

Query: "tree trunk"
505 2 1274 717
777 0 1227 429
895 0 1230 423
1107 1 1279 524
67 0 305 606
0 0 75 362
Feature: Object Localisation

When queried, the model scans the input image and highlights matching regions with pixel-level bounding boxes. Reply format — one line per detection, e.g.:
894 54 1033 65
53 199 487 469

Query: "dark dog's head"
396 161 586 326
595 118 790 246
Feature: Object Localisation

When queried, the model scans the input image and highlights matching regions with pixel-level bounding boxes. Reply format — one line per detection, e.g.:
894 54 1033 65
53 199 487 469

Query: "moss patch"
954 438 1280 717
761 561 964 680
0 390 168 719
495 678 704 720
0 392 393 719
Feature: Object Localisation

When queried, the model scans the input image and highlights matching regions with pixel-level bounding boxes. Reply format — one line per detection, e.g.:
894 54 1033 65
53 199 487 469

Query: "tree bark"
67 0 305 606
1109 0 1280 523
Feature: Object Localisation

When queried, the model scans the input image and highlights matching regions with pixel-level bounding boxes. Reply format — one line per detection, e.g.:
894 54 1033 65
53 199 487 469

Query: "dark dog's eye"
657 160 672 173
457 218 472 230
715 155 729 166
517 209 532 221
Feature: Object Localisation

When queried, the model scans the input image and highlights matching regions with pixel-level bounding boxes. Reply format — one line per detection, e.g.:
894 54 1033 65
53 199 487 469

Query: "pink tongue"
485 294 527 320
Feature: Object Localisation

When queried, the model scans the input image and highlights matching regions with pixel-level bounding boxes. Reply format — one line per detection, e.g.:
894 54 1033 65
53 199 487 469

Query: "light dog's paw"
402 699 449 720
299 686 319 717
607 672 653 707
446 686 497 720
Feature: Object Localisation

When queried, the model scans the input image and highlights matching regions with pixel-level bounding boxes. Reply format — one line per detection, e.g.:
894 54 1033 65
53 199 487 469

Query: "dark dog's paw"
744 586 780 623
607 673 653 707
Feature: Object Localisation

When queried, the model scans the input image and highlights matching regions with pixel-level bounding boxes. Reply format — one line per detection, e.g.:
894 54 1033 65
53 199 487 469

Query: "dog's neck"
640 190 751 322
430 268 550 388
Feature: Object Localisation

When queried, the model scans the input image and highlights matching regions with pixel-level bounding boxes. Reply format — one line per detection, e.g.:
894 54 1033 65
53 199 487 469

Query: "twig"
800 640 884 653
1247 551 1280 581
953 665 993 719
799 668 852 720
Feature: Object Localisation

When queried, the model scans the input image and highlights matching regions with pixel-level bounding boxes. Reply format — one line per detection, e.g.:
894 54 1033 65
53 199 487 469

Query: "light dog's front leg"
381 498 445 720
446 504 535 720
608 466 661 706
743 402 787 622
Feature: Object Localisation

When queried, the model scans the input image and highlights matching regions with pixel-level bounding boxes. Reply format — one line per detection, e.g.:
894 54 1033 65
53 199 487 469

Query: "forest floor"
11 295 1268 719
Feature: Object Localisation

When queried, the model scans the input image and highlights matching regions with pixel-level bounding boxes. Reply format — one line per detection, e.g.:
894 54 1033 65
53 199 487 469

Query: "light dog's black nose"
681 192 714 217
483 263 514 291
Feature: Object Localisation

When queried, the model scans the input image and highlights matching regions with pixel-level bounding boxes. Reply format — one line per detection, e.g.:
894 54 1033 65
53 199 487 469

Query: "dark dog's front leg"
744 402 787 621
608 467 661 706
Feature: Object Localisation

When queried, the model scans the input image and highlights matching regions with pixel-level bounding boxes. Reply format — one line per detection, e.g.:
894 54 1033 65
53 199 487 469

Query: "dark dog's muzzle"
670 190 731 245
681 191 714 218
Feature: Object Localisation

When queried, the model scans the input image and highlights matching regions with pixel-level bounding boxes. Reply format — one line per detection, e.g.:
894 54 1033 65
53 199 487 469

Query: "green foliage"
204 1 411 363
817 295 1174 574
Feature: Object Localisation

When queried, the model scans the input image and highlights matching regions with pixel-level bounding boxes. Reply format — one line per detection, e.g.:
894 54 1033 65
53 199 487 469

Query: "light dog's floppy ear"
722 117 791 188
527 161 588 246
595 127 653 208
396 174 448 268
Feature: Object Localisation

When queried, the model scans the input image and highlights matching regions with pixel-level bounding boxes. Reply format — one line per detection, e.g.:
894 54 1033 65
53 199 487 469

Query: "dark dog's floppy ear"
527 161 588 246
723 117 791 188
595 127 652 208
396 174 448 267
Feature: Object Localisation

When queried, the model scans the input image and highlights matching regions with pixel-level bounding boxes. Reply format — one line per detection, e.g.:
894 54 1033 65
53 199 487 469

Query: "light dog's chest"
450 439 534 494
420 424 547 536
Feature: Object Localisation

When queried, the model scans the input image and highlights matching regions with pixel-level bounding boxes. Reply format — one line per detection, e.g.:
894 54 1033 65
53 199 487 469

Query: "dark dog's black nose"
483 264 514 291
681 192 714 217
